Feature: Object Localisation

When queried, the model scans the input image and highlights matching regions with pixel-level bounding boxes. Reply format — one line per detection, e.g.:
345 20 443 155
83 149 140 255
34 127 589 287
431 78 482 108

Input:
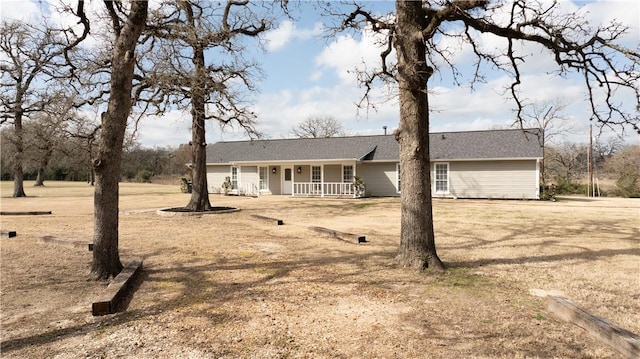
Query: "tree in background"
65 112 102 186
25 112 64 186
594 136 625 164
602 144 640 198
0 12 88 197
546 142 588 187
520 100 573 197
23 91 77 186
142 0 273 211
291 116 344 138
340 0 639 271
122 146 181 182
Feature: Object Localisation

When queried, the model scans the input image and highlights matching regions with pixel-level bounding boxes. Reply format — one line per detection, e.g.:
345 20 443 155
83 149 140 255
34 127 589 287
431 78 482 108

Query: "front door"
283 167 293 195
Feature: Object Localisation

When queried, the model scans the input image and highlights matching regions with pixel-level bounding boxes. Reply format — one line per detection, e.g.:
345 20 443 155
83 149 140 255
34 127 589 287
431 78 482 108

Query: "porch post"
321 165 325 197
353 163 356 198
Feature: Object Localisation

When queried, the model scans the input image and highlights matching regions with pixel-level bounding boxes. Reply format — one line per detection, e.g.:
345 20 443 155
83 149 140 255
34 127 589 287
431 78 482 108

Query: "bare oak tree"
142 0 271 211
341 0 639 270
24 92 72 186
291 116 344 138
594 136 625 163
520 100 572 192
91 0 148 280
64 111 102 186
546 142 588 185
0 11 88 197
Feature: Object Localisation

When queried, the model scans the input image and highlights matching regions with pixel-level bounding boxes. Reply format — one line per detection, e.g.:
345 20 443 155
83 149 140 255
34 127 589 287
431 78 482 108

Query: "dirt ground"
1 181 638 358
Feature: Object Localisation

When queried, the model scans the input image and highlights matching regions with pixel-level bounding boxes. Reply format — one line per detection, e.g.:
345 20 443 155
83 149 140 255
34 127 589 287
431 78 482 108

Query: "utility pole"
588 125 594 197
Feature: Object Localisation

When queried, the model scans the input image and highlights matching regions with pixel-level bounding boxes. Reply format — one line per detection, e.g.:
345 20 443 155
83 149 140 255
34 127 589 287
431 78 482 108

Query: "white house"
204 128 544 199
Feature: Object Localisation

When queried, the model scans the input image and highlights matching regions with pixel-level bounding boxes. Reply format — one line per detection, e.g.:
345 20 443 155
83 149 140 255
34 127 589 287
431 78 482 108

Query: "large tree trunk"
185 45 212 212
393 0 445 271
91 0 148 280
12 157 26 197
12 109 26 197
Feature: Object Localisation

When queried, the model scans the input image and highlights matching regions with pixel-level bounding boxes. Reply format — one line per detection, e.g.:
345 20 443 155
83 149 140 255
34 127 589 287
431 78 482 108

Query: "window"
312 166 321 183
231 167 238 189
435 163 449 193
284 168 292 181
397 163 401 193
343 165 354 183
259 167 268 191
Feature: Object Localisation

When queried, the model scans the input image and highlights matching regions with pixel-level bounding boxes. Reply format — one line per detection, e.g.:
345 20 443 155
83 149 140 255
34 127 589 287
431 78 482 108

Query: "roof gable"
206 128 543 164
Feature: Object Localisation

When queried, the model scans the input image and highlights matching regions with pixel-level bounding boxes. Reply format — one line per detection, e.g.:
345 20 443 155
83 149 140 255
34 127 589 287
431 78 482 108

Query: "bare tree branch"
336 0 639 270
138 0 276 211
291 116 344 138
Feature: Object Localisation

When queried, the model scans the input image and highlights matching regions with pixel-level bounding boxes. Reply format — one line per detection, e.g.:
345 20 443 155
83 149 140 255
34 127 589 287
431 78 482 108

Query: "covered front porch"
274 163 360 198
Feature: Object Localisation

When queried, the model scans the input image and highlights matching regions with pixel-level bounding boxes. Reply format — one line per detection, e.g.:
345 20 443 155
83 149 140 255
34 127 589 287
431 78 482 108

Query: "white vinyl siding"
446 160 539 199
207 165 229 193
240 166 258 195
355 162 400 197
323 165 341 182
269 167 281 195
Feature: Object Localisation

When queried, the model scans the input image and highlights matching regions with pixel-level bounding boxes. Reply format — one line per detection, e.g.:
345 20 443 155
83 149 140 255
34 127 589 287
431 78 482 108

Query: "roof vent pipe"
383 126 387 135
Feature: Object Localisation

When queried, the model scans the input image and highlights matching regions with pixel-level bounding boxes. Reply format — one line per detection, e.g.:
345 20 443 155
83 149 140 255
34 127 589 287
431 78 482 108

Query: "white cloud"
309 70 323 82
582 0 640 35
250 79 398 139
446 72 586 116
433 0 639 81
432 118 512 133
263 20 323 52
314 26 393 85
0 0 40 22
263 20 295 52
0 0 112 50
134 111 192 148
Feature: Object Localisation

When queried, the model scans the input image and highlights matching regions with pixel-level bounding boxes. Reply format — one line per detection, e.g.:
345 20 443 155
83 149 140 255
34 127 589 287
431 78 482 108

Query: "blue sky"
2 1 639 147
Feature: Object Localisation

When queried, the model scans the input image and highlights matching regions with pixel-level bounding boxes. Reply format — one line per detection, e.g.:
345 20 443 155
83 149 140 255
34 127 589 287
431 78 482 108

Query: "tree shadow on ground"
447 247 639 268
439 217 639 268
3 196 636 357
0 247 396 354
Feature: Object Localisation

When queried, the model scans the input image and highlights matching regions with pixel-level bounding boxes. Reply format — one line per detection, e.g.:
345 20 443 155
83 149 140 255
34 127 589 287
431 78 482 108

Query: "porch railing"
237 182 259 196
293 182 355 197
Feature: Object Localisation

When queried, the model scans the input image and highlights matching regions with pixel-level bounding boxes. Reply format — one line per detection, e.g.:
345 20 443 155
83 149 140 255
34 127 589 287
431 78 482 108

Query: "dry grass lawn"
1 181 638 358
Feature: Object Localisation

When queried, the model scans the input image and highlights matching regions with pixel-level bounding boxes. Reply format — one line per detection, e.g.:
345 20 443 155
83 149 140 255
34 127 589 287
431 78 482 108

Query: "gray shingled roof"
206 128 543 164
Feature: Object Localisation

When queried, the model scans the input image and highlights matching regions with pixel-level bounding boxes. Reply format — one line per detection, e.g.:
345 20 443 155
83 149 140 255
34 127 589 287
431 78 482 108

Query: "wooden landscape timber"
92 260 143 316
1 230 17 238
0 211 52 215
38 236 93 251
308 226 366 244
250 214 284 225
548 295 640 359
